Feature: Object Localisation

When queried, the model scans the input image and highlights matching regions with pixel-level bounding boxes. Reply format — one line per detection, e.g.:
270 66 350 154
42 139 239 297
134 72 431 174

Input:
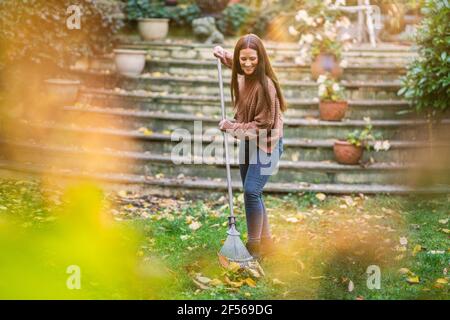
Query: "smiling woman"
213 34 287 259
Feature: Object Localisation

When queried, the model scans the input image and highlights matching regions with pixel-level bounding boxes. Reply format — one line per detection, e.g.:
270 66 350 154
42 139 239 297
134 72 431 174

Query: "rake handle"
217 58 235 220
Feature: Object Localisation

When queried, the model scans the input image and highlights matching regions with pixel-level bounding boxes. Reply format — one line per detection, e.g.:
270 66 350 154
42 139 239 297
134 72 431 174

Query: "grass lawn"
0 178 448 299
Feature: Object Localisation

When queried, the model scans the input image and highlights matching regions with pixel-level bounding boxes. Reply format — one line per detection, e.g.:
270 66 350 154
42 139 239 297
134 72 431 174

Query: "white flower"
304 34 314 44
363 117 372 124
339 59 348 68
288 26 299 36
335 0 346 7
317 75 327 84
332 83 340 92
339 16 351 29
318 84 327 97
374 140 391 151
340 32 352 42
315 34 323 41
324 0 332 6
399 236 408 246
295 56 306 65
295 10 309 22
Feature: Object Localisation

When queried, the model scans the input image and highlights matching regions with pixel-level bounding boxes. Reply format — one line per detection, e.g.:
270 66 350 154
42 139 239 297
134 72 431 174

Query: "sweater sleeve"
228 82 277 139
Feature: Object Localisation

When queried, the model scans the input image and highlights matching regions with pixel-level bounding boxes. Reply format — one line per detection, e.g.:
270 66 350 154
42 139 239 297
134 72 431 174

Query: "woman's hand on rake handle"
219 119 235 132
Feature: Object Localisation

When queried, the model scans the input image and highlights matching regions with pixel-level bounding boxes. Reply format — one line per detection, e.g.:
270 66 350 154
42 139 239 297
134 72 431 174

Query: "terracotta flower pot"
137 18 170 41
319 100 348 121
333 140 363 165
311 53 342 80
113 49 147 76
44 79 81 107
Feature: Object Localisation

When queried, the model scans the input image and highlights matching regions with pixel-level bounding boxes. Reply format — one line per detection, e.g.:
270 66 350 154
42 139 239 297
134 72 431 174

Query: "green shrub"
0 0 125 70
126 0 173 20
216 4 252 36
398 0 450 117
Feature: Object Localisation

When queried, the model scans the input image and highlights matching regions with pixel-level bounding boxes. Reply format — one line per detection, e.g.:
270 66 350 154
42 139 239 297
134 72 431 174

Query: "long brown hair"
230 34 287 113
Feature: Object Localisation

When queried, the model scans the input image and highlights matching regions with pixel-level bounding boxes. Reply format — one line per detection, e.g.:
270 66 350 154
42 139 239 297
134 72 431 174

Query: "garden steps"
144 58 406 81
54 105 444 140
8 119 443 163
1 159 448 196
115 37 418 64
0 139 427 185
72 70 403 100
79 87 412 120
82 56 407 81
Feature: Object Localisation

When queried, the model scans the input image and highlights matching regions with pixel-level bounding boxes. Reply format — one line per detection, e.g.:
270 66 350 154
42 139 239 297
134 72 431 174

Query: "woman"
213 34 287 259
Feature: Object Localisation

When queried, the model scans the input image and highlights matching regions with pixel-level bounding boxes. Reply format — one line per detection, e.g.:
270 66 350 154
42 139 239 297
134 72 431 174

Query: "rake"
216 58 255 267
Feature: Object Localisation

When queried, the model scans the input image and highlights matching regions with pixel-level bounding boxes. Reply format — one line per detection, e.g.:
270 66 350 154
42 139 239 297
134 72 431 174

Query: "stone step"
0 139 434 185
82 57 407 81
79 88 413 120
55 106 439 140
1 159 447 195
10 120 443 164
115 38 418 64
144 58 406 81
72 70 403 100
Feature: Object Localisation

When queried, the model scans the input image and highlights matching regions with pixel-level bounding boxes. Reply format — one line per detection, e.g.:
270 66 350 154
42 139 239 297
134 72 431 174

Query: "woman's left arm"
222 84 277 139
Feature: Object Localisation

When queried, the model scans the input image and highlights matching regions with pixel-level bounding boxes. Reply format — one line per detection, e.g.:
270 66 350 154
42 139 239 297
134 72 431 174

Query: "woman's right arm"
213 46 233 69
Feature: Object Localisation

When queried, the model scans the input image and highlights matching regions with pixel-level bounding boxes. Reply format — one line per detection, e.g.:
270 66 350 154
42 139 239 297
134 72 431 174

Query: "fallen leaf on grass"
218 253 230 269
398 268 412 275
272 278 286 286
192 278 211 290
210 278 224 287
316 193 326 201
224 276 243 288
441 228 450 234
227 262 241 273
348 280 354 292
196 275 212 285
399 236 408 246
406 276 420 284
244 278 257 288
412 244 422 256
189 221 202 231
438 219 448 224
435 278 448 285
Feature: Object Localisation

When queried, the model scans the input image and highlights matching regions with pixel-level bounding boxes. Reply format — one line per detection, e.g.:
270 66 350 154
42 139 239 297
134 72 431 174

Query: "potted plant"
289 1 353 80
317 74 347 121
44 79 81 106
333 118 390 165
195 0 230 18
113 48 147 76
127 0 172 41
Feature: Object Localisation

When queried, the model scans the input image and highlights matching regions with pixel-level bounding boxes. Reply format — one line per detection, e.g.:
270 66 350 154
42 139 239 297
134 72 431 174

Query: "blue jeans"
239 138 283 242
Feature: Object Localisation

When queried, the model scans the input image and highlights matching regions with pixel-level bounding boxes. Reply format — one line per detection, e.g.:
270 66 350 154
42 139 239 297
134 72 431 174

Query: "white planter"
137 18 170 41
44 79 81 106
113 49 147 76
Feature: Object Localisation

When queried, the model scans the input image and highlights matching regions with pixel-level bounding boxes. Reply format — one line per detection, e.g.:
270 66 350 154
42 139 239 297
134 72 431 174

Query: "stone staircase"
1 39 449 195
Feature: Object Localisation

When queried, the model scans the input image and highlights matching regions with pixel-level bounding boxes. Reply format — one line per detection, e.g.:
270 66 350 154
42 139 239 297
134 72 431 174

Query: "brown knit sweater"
221 54 284 153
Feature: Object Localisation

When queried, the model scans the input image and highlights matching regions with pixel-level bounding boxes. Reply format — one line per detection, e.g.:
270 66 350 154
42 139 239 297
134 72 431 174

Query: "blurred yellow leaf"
435 278 448 285
398 268 412 275
406 276 420 284
210 278 223 287
441 229 450 234
189 221 202 231
244 278 257 288
272 278 286 286
316 193 326 201
218 254 230 269
412 244 422 256
228 262 241 273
